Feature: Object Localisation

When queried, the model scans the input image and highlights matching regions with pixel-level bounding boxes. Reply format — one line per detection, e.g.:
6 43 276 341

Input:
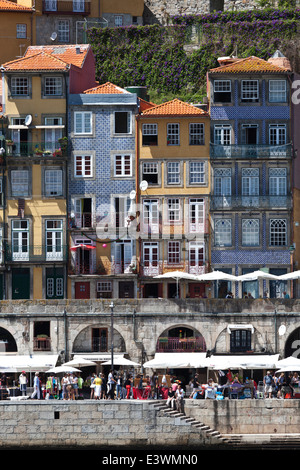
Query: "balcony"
156 336 206 353
140 262 207 277
33 336 51 351
210 195 292 211
5 141 67 159
43 0 91 15
210 142 292 159
5 245 68 263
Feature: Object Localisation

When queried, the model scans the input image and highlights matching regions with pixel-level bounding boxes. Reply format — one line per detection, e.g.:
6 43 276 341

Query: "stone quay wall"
0 399 300 448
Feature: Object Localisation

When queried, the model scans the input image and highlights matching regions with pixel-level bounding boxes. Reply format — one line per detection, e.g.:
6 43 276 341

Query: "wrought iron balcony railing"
210 195 292 210
43 0 91 15
5 244 68 263
5 141 67 158
210 142 292 159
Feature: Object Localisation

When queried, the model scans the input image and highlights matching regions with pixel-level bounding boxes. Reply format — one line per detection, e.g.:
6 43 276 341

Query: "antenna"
139 180 148 192
24 115 32 126
50 32 57 42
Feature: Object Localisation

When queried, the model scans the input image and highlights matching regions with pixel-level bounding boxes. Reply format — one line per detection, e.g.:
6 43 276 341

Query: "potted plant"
58 137 68 155
5 139 14 156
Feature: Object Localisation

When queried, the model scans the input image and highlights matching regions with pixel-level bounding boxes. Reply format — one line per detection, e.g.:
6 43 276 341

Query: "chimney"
267 50 292 71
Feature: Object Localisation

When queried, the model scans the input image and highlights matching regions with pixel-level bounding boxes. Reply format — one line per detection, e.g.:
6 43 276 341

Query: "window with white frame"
46 220 63 260
213 80 232 103
189 242 204 267
168 241 180 264
74 112 92 135
189 123 205 145
241 80 259 102
12 219 29 260
142 162 158 184
73 0 84 12
269 124 286 146
114 154 132 177
269 80 286 103
242 168 259 197
74 155 92 177
45 169 63 196
11 170 29 196
44 77 63 96
114 112 131 134
189 161 205 184
167 161 180 184
214 219 232 246
44 117 63 152
167 123 180 145
242 219 260 246
269 168 287 196
114 15 123 26
97 281 112 298
142 124 158 145
214 168 232 196
16 24 27 39
167 198 180 223
58 20 69 42
270 218 287 246
214 125 231 145
143 199 159 233
11 77 29 96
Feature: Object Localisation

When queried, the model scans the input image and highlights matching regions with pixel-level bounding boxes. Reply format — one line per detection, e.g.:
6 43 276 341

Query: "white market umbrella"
196 270 238 282
63 357 97 368
46 365 81 374
275 356 300 369
277 270 300 280
154 271 198 298
101 357 140 367
276 366 300 373
236 270 279 281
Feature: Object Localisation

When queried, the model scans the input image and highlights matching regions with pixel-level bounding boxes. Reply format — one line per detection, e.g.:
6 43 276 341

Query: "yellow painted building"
136 99 211 299
1 44 96 300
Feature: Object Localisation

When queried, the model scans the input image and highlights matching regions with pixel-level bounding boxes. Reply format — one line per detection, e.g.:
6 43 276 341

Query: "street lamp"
110 301 114 372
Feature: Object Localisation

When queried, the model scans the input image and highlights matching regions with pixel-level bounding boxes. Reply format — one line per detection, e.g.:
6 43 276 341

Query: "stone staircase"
151 400 300 449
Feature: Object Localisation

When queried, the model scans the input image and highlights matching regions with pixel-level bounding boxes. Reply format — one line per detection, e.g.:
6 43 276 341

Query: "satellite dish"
129 190 136 200
24 115 32 126
139 180 148 192
278 325 286 336
50 32 57 41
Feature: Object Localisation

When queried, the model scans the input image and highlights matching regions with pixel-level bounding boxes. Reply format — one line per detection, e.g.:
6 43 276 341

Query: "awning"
70 244 96 251
206 354 280 370
143 353 208 369
72 354 125 363
0 354 59 372
227 324 254 334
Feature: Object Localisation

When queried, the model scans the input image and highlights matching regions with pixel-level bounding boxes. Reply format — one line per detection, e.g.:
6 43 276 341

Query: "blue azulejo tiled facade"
67 91 139 299
208 56 293 299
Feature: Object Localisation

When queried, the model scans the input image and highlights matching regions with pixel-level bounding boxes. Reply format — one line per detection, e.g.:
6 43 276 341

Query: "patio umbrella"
154 271 198 298
70 244 96 251
275 356 300 369
195 270 238 282
63 357 97 368
101 357 140 367
277 270 300 280
46 365 81 374
235 270 279 281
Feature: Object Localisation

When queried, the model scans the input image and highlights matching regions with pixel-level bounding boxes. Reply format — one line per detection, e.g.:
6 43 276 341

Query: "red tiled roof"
209 56 290 74
2 45 90 71
84 82 129 94
141 98 208 116
0 0 32 11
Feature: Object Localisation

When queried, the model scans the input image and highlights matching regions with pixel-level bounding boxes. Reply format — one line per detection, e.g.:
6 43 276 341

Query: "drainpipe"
64 307 68 361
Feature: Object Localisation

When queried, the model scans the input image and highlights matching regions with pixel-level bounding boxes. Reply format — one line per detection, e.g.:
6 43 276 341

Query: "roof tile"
141 98 208 116
0 0 32 11
84 82 129 94
209 56 290 74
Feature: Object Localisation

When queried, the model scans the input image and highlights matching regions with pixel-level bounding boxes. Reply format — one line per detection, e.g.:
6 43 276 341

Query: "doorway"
12 268 30 299
75 281 90 299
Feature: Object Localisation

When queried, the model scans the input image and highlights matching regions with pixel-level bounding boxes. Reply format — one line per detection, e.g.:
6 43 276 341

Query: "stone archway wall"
72 324 126 354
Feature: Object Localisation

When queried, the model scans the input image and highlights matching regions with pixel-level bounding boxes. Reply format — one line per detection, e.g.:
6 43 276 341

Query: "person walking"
19 372 27 396
93 374 102 400
107 370 116 400
31 372 41 400
263 371 274 399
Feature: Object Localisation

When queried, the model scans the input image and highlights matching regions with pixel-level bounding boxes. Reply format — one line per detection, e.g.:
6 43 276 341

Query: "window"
270 219 287 246
46 220 63 260
213 80 231 103
45 0 57 11
214 168 232 207
114 112 131 134
167 123 179 145
167 198 180 223
241 80 259 102
214 125 231 145
189 199 204 232
214 219 232 247
73 0 84 12
168 241 180 264
189 161 205 184
142 124 158 145
97 281 112 299
269 125 286 146
11 170 29 196
114 155 132 177
269 80 286 103
16 24 27 39
11 77 29 96
189 123 204 145
167 162 180 185
44 117 63 152
189 242 204 268
114 15 123 26
242 219 260 246
12 219 29 261
74 112 92 135
58 20 69 42
242 168 259 206
230 330 251 353
143 199 159 233
74 155 92 177
44 77 63 96
142 162 158 184
269 168 287 196
45 169 63 196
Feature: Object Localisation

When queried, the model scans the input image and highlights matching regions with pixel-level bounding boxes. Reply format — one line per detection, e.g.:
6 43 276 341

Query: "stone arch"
284 326 300 359
214 325 266 354
156 324 206 352
72 323 126 355
0 327 18 353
